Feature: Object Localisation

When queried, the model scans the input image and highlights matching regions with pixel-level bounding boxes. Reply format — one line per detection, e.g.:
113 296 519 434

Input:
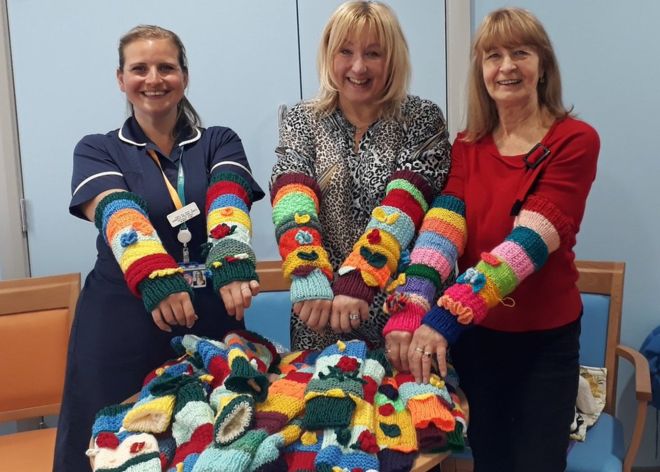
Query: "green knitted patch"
475 259 518 296
139 274 193 312
406 263 441 289
272 192 318 227
380 422 401 438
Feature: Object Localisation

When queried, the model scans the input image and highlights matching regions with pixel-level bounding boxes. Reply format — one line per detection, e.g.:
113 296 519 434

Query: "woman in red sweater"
383 7 599 471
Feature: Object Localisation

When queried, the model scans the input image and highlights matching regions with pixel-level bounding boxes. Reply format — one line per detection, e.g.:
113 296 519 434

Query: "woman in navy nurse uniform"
54 25 264 471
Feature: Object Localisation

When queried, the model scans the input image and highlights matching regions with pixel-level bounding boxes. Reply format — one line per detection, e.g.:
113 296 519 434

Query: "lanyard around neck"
146 148 185 210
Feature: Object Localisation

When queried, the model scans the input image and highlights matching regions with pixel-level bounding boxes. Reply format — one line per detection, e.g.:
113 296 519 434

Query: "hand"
151 291 197 332
330 295 369 333
220 280 260 321
384 330 413 373
408 324 449 383
293 299 332 332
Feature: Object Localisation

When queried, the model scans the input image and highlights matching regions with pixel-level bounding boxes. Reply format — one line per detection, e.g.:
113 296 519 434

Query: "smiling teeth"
348 78 368 85
498 80 521 85
144 91 165 96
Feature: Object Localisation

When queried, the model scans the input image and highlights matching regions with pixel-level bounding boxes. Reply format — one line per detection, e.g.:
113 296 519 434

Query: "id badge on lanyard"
147 148 208 289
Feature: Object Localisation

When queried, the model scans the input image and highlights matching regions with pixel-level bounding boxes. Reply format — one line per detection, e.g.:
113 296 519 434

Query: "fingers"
180 293 197 328
387 340 402 372
151 308 172 332
421 346 433 384
436 345 448 378
249 280 260 296
220 285 236 317
297 300 331 332
408 343 422 383
240 282 253 309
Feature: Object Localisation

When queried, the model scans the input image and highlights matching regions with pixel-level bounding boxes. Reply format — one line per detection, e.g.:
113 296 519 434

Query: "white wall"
472 1 660 466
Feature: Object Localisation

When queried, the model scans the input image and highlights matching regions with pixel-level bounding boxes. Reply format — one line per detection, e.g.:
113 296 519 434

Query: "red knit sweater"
444 117 599 332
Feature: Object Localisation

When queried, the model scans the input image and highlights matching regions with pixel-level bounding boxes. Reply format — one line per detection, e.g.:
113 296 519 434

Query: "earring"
539 75 546 84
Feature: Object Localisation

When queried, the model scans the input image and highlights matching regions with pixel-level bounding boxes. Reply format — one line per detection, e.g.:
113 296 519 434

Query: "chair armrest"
615 344 652 472
616 344 652 402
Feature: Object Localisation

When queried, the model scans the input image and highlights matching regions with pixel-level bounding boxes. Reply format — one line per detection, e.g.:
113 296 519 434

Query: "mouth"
347 77 370 87
497 79 522 86
142 90 168 97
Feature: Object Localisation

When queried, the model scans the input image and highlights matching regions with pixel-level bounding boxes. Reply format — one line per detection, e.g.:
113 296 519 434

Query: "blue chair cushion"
579 293 610 367
244 290 292 350
566 413 624 472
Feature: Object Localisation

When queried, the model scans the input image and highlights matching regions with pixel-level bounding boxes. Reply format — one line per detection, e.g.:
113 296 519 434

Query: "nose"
145 66 161 84
351 55 367 74
500 54 516 72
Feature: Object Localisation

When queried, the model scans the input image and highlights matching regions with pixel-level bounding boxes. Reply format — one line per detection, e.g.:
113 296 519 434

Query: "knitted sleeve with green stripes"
333 170 434 305
271 172 334 303
382 195 466 336
94 191 192 312
423 194 573 343
204 172 258 293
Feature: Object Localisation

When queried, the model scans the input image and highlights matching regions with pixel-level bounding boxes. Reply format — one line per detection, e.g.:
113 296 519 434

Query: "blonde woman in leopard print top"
270 1 451 350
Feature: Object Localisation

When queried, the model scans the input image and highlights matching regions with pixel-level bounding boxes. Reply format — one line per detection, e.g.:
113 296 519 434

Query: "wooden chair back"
0 273 80 422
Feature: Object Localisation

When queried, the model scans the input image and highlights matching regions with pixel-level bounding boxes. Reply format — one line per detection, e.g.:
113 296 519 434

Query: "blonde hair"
118 25 201 130
315 1 410 119
463 8 571 142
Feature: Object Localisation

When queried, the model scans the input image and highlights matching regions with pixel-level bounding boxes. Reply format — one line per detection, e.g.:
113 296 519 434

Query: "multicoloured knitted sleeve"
271 173 334 303
382 195 466 336
423 194 572 343
94 191 191 312
333 170 433 305
204 172 258 294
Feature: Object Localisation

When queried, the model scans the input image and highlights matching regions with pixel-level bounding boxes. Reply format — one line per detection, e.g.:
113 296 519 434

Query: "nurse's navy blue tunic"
54 117 264 472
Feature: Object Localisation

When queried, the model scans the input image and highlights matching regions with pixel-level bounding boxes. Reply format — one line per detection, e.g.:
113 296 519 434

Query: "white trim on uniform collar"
118 124 201 148
178 127 202 147
117 126 146 147
210 161 254 178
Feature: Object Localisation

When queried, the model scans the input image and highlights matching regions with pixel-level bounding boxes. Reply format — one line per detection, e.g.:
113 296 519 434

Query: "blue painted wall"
473 1 660 466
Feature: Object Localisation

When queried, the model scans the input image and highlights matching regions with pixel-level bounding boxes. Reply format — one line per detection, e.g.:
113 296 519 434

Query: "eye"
338 48 352 56
130 65 146 73
158 64 176 73
513 49 529 57
365 50 382 58
485 52 500 60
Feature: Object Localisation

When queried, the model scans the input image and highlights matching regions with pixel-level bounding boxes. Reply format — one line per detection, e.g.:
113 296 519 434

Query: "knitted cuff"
422 305 467 345
332 270 378 305
290 268 333 303
383 308 425 336
210 259 258 292
303 340 368 430
139 274 192 313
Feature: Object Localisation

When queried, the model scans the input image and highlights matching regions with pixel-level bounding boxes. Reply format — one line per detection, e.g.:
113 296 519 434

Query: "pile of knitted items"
90 336 467 472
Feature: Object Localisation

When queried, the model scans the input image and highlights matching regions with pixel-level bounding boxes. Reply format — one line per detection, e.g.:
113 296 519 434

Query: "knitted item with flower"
314 350 389 472
167 378 215 471
374 378 418 472
302 340 368 430
271 172 333 303
383 195 466 336
205 172 258 292
94 191 191 312
334 170 434 305
423 194 573 343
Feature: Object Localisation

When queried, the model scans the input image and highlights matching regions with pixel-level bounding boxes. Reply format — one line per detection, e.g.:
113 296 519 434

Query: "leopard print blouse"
272 95 451 350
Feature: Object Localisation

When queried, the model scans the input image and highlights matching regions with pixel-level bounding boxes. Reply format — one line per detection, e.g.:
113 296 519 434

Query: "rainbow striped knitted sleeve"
271 173 334 303
204 172 258 293
382 195 466 336
423 194 572 343
94 191 191 312
333 170 433 305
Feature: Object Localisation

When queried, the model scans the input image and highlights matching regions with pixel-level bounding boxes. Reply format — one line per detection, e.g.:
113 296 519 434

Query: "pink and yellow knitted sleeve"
423 195 572 343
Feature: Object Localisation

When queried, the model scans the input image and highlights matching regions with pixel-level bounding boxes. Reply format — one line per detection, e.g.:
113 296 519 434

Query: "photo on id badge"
183 263 207 288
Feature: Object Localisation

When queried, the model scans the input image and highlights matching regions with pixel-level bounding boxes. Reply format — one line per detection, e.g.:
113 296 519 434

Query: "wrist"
139 274 192 312
422 306 467 345
333 270 377 305
290 268 333 303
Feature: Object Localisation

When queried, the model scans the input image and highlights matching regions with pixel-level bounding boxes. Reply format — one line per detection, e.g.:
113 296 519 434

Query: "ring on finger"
414 347 425 354
423 352 433 358
349 313 360 321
